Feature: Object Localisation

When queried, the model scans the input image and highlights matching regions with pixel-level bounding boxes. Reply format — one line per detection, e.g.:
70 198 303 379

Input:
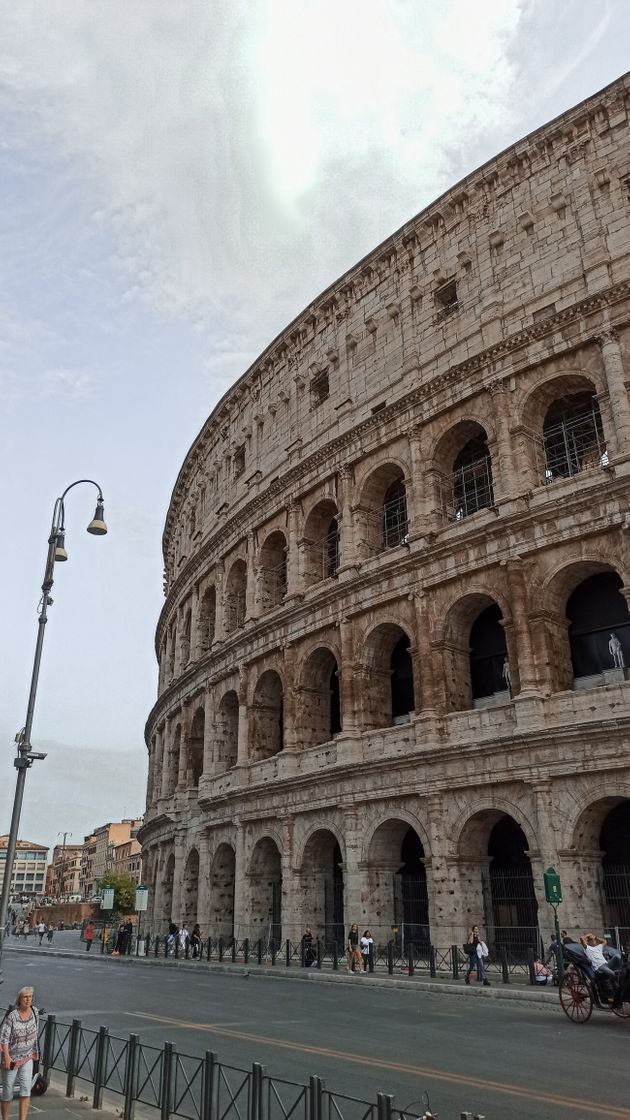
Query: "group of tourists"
165 922 203 957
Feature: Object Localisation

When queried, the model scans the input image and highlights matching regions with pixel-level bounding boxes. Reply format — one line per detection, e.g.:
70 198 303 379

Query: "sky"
0 0 627 856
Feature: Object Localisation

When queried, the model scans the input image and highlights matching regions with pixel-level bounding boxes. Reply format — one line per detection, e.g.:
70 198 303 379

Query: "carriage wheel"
559 967 593 1023
612 999 630 1019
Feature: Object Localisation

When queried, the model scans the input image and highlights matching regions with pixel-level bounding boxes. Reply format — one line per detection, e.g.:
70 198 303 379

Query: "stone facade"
140 74 630 953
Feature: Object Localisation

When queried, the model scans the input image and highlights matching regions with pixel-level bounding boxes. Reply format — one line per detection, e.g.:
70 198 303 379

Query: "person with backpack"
464 924 491 986
0 986 40 1120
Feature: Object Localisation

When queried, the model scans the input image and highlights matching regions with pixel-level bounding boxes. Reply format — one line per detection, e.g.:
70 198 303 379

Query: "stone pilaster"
339 618 359 730
413 592 437 713
232 822 248 939
246 531 258 620
197 832 212 931
337 465 358 574
506 558 539 694
285 500 302 596
279 817 300 942
237 667 249 766
600 329 630 455
487 380 517 500
342 807 363 926
214 560 226 641
202 686 216 778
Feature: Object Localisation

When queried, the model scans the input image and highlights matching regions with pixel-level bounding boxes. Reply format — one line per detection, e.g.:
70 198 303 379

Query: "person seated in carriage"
579 933 620 1000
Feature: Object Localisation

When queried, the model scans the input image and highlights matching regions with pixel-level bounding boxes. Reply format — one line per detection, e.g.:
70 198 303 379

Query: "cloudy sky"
0 0 627 855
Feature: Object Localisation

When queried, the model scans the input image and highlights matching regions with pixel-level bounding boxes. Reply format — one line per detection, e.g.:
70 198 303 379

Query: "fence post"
500 948 509 984
257 939 263 965
451 945 459 979
146 934 151 957
123 1033 139 1120
185 939 190 960
332 941 338 971
377 1093 393 1120
244 938 250 965
175 938 179 959
387 941 394 976
42 1013 56 1088
207 937 212 962
65 1018 82 1098
316 939 322 970
92 1025 109 1110
429 945 437 978
250 1062 264 1120
407 945 414 977
160 1041 175 1120
154 936 159 958
231 939 237 964
308 1075 323 1120
202 1051 217 1120
527 948 536 985
219 937 224 962
368 945 374 974
285 939 291 967
271 939 276 965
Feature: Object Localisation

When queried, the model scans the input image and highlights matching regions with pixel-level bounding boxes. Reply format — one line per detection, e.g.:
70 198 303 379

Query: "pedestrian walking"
46 926 54 945
190 924 202 959
178 924 189 956
111 922 125 957
464 924 490 986
360 930 374 973
84 922 95 952
166 923 177 955
0 986 40 1120
301 927 317 967
347 924 362 973
35 923 45 947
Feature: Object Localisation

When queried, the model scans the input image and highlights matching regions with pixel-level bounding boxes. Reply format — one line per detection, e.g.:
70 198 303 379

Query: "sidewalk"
21 1081 116 1120
4 940 559 1008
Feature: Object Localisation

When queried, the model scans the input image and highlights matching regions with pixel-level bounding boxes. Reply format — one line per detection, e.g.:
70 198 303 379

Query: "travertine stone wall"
140 73 630 949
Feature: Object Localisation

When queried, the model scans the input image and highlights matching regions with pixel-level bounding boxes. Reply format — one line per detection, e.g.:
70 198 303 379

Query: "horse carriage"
559 942 630 1023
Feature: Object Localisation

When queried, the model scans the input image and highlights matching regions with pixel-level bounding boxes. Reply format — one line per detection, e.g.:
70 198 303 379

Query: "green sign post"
543 866 564 982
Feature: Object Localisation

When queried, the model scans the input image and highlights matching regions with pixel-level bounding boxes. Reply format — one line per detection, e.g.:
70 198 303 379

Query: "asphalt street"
2 946 630 1120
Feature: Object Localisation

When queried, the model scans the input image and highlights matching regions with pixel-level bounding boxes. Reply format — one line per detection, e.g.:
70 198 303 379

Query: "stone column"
160 719 172 800
279 817 300 943
237 667 249 766
408 427 438 536
506 559 539 694
339 619 359 730
285 500 302 597
487 380 517 500
214 561 226 641
146 739 156 812
197 832 212 932
232 822 248 940
600 329 630 455
413 592 437 713
424 795 460 945
202 686 216 778
343 807 363 928
282 645 298 750
189 585 200 663
171 834 187 924
246 531 258 620
178 704 191 790
337 465 357 574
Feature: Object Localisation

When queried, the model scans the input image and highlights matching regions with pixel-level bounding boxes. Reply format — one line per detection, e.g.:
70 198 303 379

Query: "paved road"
3 949 630 1120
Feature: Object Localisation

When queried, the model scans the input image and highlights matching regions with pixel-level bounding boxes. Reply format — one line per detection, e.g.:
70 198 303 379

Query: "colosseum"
139 72 630 958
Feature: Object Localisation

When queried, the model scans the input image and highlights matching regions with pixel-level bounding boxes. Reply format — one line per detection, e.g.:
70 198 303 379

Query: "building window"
542 392 606 483
435 279 459 317
382 480 409 549
311 370 329 407
234 446 246 477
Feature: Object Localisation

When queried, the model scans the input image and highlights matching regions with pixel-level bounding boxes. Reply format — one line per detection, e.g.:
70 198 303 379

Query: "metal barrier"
28 1010 481 1119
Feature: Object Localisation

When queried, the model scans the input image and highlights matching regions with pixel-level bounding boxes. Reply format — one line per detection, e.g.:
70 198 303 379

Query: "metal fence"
21 1011 485 1120
111 932 540 984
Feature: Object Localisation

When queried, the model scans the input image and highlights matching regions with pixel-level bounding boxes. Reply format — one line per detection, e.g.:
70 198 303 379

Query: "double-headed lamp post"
0 480 107 972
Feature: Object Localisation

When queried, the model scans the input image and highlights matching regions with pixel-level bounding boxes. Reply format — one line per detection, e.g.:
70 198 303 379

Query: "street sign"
101 888 115 910
135 886 148 912
543 866 562 905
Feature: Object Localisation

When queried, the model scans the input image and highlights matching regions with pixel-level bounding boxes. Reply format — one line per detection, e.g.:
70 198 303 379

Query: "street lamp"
0 480 107 973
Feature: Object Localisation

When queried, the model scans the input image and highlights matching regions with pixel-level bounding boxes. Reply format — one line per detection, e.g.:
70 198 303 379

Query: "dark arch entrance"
567 572 630 680
300 831 344 949
470 604 508 701
601 801 630 931
487 816 538 955
395 828 429 952
391 636 415 720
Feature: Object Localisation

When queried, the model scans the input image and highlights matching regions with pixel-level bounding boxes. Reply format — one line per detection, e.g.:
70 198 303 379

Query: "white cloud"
0 0 525 370
39 367 95 400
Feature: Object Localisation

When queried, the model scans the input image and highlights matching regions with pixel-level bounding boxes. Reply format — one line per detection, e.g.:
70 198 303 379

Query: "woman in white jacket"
464 924 491 986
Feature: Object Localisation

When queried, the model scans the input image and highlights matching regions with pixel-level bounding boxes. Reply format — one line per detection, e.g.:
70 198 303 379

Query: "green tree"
96 871 137 915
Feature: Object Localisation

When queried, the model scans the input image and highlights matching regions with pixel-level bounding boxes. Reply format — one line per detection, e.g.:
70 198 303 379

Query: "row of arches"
160 374 615 687
151 568 630 797
150 798 630 952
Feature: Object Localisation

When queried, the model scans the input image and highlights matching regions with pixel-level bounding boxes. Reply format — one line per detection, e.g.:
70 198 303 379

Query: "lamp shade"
54 532 68 562
87 500 107 536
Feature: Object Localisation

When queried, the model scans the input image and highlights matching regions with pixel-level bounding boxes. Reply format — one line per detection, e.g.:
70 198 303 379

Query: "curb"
5 945 558 1008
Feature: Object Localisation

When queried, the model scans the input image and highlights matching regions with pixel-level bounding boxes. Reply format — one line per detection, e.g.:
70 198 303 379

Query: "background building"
79 820 142 898
45 843 83 899
140 74 630 953
0 837 48 899
113 838 143 885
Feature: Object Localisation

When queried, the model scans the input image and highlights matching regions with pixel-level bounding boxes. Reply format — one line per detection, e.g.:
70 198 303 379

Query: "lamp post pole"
0 480 107 974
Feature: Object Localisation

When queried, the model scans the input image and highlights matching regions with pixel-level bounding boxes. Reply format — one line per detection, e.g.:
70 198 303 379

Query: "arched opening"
487 816 538 955
543 391 606 483
187 707 204 787
209 844 235 941
356 464 408 555
161 852 175 926
216 691 239 772
470 604 510 705
300 830 344 949
225 560 247 633
168 725 181 796
259 531 288 608
251 671 284 762
368 820 429 950
567 571 630 684
249 838 282 947
181 849 199 927
391 635 415 721
199 586 216 654
601 801 630 931
438 423 494 521
362 624 415 729
297 648 341 749
302 500 340 586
